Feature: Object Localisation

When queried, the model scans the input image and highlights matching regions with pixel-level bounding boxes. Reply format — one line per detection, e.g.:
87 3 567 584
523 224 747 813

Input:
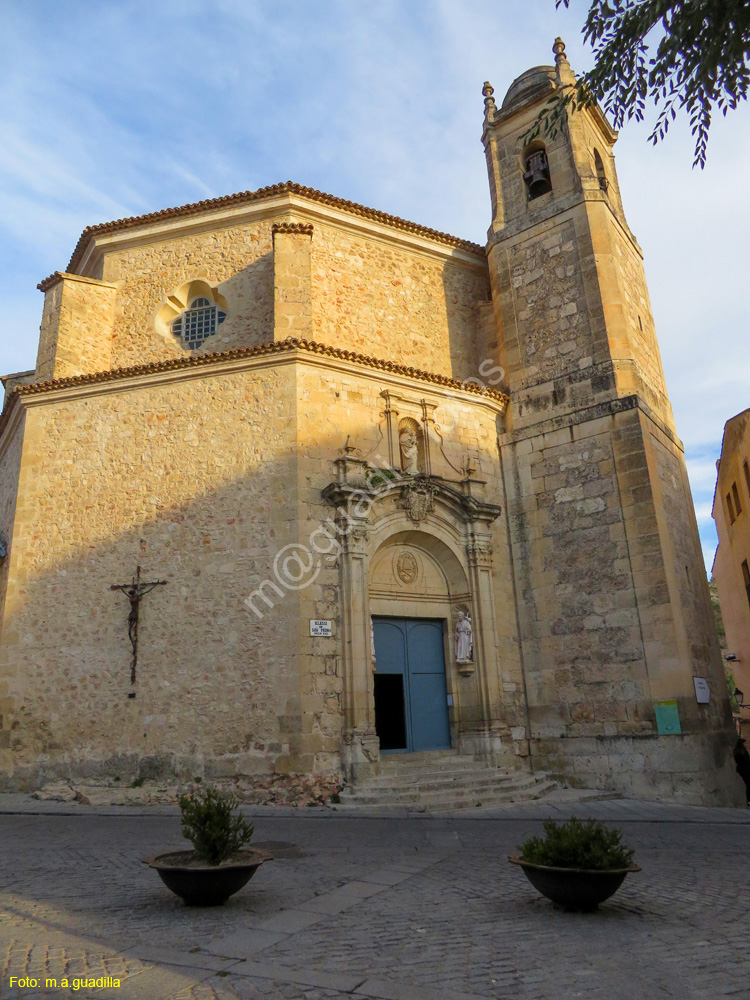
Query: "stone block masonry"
0 44 736 806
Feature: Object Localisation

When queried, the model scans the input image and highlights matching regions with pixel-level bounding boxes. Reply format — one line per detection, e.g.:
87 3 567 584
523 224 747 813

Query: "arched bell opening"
521 140 552 200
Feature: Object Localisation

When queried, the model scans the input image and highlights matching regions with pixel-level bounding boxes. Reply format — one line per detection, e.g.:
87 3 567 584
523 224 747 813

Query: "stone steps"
355 770 542 793
376 759 489 776
341 781 560 809
338 750 560 811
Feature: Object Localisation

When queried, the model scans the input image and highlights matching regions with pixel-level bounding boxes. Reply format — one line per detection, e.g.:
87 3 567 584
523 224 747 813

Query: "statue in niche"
399 427 419 475
370 614 377 669
455 612 473 662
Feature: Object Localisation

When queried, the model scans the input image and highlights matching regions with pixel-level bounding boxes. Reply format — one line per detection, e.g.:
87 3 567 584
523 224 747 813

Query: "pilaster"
35 273 117 380
272 222 313 341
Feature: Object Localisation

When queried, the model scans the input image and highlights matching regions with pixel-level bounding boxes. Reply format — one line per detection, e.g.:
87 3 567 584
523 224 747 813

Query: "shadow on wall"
0 375 505 792
441 260 492 388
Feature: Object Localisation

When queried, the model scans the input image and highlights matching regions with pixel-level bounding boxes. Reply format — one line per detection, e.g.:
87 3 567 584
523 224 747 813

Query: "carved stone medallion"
396 551 418 585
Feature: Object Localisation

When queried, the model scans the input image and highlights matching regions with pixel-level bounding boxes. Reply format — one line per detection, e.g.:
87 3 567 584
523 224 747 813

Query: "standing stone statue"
399 428 419 475
455 611 472 661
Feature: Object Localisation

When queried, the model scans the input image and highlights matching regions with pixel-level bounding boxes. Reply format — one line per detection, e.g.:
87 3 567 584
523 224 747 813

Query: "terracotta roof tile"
271 222 314 236
66 182 485 272
37 272 63 292
10 338 507 405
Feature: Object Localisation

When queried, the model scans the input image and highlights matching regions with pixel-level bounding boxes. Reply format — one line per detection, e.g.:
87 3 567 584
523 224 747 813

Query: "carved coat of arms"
399 479 436 524
396 551 419 584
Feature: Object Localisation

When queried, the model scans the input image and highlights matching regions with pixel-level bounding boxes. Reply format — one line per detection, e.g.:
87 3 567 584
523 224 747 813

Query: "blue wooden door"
373 617 451 752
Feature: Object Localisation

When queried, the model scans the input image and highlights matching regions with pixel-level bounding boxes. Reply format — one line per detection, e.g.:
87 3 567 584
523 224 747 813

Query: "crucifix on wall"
110 565 167 691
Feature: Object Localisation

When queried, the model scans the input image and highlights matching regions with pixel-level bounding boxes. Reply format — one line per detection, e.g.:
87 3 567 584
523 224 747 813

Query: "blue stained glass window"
173 297 227 350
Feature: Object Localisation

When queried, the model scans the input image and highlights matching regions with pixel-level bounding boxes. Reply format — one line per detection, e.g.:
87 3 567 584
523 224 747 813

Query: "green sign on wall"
654 701 681 735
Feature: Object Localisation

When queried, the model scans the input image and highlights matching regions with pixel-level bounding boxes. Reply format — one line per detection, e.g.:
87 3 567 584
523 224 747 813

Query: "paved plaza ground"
0 797 748 1000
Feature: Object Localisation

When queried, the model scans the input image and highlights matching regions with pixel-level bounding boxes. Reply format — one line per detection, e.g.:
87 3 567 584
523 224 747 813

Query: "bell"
523 150 552 199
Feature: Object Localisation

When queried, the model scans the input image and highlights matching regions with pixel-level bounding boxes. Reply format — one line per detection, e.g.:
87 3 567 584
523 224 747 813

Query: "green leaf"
530 0 750 167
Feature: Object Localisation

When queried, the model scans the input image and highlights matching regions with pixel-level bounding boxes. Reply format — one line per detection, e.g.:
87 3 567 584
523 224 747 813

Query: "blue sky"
2 0 748 571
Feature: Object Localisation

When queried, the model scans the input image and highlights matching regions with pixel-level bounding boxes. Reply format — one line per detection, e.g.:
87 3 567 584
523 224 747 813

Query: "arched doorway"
369 531 470 753
323 459 505 779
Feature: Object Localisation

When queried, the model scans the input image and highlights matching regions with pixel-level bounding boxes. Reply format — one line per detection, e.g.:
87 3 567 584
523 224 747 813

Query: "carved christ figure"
399 428 419 475
455 612 473 661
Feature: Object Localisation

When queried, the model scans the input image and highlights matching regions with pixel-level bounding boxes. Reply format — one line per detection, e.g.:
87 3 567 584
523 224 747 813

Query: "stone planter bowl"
143 848 273 906
509 855 641 911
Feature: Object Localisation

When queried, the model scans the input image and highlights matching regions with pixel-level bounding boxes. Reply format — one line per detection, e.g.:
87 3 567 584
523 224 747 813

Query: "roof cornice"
0 337 508 441
37 271 119 293
67 181 485 274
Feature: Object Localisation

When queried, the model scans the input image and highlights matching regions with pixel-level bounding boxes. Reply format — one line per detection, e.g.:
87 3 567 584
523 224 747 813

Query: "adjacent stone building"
712 408 750 717
0 41 738 804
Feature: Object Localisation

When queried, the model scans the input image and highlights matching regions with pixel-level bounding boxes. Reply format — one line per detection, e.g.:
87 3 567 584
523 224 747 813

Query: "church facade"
0 43 738 805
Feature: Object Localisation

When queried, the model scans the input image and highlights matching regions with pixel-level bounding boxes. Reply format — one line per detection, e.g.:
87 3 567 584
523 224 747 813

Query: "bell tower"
482 39 673 432
485 42 737 805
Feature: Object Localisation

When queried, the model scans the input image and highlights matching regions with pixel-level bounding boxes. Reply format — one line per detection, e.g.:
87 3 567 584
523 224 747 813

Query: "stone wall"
310 222 489 382
501 400 739 805
495 216 592 394
531 730 737 803
36 275 117 381
712 410 750 702
290 359 522 765
97 221 275 368
606 215 673 425
649 429 719 686
31 211 493 388
0 413 25 771
0 363 305 789
0 350 520 790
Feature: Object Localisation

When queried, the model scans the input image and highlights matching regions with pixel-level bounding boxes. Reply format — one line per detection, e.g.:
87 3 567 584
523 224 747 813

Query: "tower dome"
501 65 556 110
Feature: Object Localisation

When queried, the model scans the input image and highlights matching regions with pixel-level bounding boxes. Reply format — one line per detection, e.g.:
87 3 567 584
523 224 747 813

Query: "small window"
593 149 608 191
744 460 750 498
172 297 227 350
733 481 742 516
727 492 736 524
522 143 552 200
743 560 750 610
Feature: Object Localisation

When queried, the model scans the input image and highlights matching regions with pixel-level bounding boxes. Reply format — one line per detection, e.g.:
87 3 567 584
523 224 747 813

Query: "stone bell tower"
483 41 738 805
482 38 673 430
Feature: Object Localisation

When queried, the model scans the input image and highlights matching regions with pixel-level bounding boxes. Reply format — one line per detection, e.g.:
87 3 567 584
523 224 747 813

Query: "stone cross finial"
482 81 496 122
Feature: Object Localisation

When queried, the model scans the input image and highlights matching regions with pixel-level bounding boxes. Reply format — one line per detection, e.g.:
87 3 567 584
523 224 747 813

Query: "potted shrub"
142 786 273 906
508 816 640 911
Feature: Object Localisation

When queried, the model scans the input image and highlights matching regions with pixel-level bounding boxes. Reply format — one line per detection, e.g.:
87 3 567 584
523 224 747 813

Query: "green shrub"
178 786 254 865
519 817 635 870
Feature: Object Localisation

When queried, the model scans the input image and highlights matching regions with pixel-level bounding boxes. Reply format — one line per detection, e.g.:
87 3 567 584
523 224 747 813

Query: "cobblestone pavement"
0 800 748 1000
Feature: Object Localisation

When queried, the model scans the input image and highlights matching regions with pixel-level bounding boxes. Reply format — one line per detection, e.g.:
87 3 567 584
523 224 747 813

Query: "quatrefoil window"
172 297 227 350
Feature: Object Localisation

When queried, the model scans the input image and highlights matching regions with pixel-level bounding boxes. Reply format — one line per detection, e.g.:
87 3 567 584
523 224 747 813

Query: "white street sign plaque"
693 676 711 704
